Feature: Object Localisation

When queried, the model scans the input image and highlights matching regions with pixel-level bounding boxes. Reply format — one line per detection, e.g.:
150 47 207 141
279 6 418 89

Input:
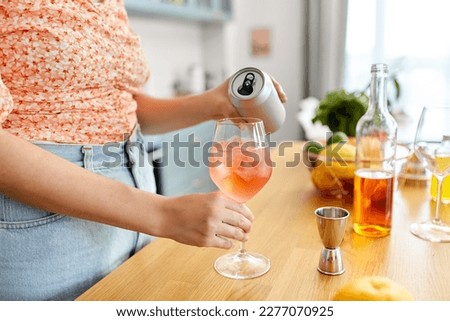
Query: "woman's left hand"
204 74 288 121
271 76 288 103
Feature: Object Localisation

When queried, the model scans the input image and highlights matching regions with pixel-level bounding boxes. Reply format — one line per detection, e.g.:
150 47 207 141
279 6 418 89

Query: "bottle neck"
369 71 388 114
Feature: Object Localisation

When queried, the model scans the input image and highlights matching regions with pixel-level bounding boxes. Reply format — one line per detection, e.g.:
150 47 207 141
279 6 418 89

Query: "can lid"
229 67 265 100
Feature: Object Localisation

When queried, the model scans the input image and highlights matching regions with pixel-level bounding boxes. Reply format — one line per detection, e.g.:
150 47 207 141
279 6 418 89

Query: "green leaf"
394 78 401 99
312 89 368 136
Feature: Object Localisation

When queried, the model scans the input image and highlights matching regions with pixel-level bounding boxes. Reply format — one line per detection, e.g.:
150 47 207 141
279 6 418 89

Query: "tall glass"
410 107 450 242
209 117 272 279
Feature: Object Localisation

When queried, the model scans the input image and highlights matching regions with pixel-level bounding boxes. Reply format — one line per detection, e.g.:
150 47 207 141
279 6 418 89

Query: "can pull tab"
237 72 255 96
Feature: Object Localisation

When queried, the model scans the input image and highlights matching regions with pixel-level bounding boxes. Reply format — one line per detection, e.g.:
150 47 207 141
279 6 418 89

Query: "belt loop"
125 140 135 166
81 146 94 171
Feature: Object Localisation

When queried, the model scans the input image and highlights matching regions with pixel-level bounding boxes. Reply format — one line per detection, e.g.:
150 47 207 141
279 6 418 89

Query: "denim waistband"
32 125 155 192
32 126 145 169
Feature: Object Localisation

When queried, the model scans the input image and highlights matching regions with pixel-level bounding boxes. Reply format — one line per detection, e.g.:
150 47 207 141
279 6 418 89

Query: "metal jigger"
314 207 349 276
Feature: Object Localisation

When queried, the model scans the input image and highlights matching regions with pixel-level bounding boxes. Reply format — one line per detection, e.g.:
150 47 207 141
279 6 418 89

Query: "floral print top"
0 0 150 144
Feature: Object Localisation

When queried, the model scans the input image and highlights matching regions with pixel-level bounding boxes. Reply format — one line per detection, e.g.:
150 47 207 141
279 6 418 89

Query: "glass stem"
239 241 247 254
433 175 444 225
239 202 248 255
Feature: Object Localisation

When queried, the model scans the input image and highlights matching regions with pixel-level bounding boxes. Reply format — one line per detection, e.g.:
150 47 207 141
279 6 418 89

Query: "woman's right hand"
157 192 254 249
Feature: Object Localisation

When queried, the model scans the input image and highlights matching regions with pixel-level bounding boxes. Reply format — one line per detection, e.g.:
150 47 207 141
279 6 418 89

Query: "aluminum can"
228 67 285 133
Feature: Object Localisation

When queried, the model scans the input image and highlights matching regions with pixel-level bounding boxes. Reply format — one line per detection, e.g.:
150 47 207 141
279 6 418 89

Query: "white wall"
128 17 204 97
225 0 305 141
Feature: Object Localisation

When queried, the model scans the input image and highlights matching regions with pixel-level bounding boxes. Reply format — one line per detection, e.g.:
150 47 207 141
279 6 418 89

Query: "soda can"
228 67 286 133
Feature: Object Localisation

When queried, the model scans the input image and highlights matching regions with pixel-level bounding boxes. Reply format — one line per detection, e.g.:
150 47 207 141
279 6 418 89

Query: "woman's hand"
157 192 254 249
204 75 288 121
271 76 288 103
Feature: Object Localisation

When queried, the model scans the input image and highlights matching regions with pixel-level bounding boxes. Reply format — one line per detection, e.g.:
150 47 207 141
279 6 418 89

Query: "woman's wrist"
201 79 238 121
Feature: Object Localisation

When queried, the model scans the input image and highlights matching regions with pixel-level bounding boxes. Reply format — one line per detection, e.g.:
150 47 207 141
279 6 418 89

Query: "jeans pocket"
0 194 64 229
126 138 156 193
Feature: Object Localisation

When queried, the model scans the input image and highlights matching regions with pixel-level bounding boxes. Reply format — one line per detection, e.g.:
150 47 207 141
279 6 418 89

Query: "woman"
0 0 287 300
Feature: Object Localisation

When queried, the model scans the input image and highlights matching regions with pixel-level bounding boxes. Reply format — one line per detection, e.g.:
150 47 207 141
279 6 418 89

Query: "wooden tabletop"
77 142 450 301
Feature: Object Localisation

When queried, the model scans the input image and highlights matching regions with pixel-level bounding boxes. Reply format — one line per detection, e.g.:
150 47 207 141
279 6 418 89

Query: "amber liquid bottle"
353 64 398 237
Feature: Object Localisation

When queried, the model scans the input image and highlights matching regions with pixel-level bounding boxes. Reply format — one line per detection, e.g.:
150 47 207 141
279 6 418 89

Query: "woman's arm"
135 77 287 134
134 80 235 134
0 128 253 248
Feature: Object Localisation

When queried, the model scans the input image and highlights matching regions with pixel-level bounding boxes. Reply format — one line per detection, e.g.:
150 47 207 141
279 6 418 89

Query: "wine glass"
209 117 272 279
410 107 450 242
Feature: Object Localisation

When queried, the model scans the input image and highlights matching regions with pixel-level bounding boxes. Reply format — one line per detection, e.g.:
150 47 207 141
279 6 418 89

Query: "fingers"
162 192 255 249
205 193 254 248
215 221 249 246
271 76 288 103
223 201 254 227
214 234 233 249
212 195 253 247
228 108 241 118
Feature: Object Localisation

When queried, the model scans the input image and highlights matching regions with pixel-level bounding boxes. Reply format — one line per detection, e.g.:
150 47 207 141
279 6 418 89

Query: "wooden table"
78 142 450 301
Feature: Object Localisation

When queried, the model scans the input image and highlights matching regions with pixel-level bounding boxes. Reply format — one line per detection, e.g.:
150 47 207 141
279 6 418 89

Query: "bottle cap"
371 63 388 73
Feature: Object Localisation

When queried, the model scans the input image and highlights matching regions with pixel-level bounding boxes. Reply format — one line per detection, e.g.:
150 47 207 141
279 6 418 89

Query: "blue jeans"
0 127 156 300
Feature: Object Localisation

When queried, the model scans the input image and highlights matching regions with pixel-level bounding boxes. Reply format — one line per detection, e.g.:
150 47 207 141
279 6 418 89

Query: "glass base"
410 221 450 242
214 251 270 280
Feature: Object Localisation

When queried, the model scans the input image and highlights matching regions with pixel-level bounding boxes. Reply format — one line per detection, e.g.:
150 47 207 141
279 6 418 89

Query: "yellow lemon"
310 163 341 191
320 142 356 161
319 143 356 179
332 276 414 301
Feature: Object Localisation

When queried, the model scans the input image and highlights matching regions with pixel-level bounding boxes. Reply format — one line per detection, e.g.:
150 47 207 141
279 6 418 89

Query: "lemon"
311 163 342 191
332 276 414 301
320 142 356 161
319 143 356 179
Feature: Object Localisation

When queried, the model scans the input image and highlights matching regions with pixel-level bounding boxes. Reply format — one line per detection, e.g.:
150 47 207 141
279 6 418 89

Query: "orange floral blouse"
0 0 150 144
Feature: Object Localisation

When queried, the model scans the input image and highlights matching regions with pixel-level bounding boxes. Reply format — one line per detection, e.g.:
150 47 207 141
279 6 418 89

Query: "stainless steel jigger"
314 207 349 276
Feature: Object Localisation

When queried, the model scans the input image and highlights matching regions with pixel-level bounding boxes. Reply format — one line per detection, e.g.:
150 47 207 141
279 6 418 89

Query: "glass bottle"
353 63 398 237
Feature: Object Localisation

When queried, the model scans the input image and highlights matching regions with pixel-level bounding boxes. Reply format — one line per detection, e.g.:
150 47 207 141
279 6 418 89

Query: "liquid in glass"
209 143 272 203
431 175 450 204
